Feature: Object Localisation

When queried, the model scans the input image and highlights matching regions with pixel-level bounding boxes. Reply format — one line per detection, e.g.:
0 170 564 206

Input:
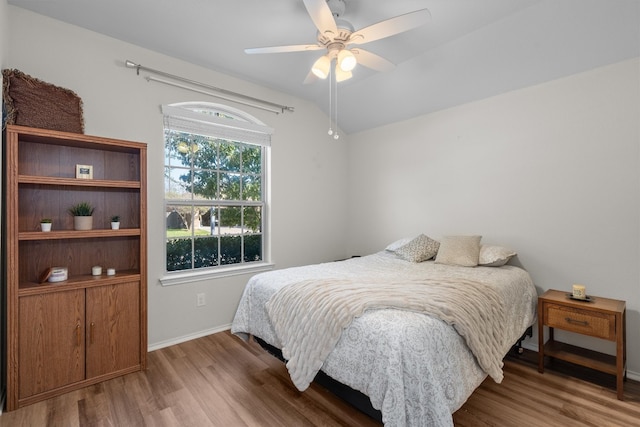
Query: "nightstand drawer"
546 304 615 340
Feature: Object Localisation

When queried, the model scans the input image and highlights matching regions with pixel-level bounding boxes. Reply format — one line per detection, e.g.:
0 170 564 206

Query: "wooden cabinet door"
85 281 141 378
18 290 85 399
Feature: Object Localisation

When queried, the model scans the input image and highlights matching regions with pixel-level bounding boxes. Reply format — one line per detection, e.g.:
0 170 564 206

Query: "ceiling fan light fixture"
311 55 331 79
337 49 357 72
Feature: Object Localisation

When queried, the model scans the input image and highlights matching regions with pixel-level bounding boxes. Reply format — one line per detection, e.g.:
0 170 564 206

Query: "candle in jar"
92 266 102 276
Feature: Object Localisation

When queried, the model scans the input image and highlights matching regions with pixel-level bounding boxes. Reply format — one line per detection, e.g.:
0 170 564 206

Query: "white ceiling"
8 0 640 134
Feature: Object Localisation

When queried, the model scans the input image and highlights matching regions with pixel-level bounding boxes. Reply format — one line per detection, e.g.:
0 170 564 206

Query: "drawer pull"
565 317 588 326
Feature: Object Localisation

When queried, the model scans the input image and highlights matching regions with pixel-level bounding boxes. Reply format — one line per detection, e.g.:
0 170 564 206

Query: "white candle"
106 268 116 276
48 267 68 283
572 284 586 299
92 266 102 276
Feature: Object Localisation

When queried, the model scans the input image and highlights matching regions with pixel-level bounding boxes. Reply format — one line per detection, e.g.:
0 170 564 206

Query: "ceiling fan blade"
303 0 338 37
245 44 324 54
348 8 431 45
352 49 395 72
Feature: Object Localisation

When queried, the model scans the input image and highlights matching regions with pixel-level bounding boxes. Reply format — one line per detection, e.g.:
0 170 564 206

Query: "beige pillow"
434 235 482 267
479 245 516 267
395 234 440 263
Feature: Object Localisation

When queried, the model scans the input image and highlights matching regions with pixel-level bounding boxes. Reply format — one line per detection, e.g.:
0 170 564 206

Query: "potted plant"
68 202 95 230
110 215 121 230
40 218 52 232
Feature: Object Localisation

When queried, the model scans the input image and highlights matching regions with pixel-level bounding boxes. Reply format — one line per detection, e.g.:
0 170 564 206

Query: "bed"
231 236 538 426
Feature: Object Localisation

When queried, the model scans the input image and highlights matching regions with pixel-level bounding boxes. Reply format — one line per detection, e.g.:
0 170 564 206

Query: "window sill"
159 262 274 286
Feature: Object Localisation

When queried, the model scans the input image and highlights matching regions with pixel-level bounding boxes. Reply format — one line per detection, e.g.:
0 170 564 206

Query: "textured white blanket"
266 277 507 391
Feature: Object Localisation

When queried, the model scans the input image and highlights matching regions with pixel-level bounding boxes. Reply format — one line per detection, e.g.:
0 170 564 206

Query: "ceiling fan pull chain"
333 69 339 140
328 63 334 137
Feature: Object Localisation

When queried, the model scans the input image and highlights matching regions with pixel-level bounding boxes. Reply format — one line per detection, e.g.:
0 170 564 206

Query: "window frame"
160 102 273 286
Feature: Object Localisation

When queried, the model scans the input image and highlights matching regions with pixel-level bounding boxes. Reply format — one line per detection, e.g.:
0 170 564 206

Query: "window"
162 102 272 281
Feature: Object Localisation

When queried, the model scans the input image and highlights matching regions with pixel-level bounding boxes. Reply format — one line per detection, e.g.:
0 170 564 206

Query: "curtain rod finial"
125 60 141 75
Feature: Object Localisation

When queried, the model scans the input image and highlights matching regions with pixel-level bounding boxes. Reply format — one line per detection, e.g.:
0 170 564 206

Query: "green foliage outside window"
166 235 263 271
165 126 264 272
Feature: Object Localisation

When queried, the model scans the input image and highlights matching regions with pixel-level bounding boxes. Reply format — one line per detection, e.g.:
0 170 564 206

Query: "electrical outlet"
196 293 206 307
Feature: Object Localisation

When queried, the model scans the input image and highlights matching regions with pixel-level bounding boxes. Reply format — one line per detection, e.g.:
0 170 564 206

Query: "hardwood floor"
1 330 638 426
454 352 640 427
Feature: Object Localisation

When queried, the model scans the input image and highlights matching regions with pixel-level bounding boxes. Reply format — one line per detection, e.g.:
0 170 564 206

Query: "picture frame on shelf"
75 164 93 179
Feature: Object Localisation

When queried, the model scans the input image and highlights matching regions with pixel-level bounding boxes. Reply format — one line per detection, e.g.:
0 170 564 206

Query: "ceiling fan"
245 0 431 83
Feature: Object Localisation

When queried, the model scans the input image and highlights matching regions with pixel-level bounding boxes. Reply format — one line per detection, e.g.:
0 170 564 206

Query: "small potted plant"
68 202 95 230
110 215 121 230
40 218 52 232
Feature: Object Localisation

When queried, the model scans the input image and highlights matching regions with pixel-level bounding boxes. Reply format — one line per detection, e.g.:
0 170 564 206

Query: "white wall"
5 6 349 348
347 58 640 376
0 0 6 67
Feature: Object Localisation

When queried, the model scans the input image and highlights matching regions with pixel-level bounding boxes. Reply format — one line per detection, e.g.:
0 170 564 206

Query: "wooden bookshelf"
4 125 147 410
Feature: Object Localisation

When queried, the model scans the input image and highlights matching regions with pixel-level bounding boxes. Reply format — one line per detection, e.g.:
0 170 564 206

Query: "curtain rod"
125 60 294 114
147 76 283 115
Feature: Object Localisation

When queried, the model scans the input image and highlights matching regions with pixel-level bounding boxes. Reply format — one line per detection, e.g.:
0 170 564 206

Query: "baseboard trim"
147 324 231 352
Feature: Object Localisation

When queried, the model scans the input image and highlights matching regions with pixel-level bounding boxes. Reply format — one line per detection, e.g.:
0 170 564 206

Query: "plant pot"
111 221 120 230
73 216 93 231
40 222 52 232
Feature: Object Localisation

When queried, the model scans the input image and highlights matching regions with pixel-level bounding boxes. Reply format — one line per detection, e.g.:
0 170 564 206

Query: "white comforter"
231 252 537 427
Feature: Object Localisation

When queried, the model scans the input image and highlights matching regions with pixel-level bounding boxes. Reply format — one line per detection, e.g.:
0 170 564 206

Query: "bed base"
253 325 533 422
253 336 383 422
511 326 533 355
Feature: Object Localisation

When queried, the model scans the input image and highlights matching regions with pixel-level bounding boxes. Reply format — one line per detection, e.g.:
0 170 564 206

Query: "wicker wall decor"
2 69 84 133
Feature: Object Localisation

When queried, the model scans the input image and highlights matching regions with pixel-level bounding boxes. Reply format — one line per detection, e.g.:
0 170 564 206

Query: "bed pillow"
479 245 517 267
385 237 414 252
394 234 440 262
434 235 482 267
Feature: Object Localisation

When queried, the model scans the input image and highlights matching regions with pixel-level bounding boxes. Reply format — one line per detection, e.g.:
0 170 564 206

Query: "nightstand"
538 289 626 400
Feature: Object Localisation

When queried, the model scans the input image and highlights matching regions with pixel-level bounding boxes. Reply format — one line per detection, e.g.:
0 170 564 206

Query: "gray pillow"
434 235 482 267
395 234 440 262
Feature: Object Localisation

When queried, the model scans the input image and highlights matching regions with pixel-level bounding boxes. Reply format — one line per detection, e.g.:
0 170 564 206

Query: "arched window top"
168 101 269 126
162 102 273 146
